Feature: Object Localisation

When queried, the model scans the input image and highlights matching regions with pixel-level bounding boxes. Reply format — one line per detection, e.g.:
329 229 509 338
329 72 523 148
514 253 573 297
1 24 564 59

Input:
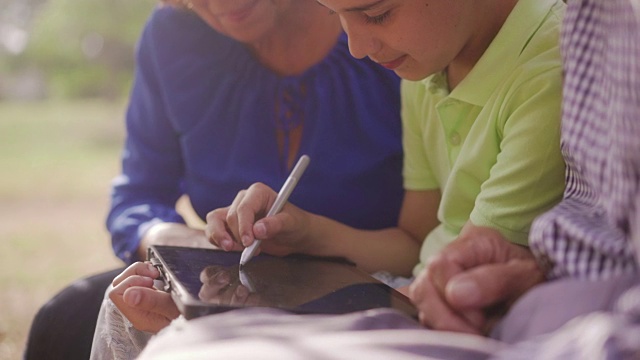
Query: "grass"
0 99 127 359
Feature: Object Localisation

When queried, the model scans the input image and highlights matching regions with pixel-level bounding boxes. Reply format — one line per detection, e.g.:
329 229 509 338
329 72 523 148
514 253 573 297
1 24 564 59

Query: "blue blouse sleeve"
106 13 186 264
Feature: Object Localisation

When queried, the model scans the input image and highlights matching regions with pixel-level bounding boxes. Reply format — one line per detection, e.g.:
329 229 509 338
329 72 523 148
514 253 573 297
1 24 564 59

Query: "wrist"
301 214 353 260
298 214 333 256
137 222 205 259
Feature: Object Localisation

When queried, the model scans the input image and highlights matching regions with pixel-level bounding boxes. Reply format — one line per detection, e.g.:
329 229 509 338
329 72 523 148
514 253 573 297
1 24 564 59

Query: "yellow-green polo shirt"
403 0 567 275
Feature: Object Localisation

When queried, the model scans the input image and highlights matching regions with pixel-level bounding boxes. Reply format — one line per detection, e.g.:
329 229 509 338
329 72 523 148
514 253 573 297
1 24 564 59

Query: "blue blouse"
108 7 404 264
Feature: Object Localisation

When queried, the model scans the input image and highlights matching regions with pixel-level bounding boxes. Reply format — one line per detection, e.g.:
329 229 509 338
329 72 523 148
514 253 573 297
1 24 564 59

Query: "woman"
25 1 406 359
108 0 405 265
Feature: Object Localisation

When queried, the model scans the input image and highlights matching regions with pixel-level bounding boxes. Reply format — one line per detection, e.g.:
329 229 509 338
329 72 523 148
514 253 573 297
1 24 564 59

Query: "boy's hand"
205 182 312 256
408 223 545 335
109 262 180 334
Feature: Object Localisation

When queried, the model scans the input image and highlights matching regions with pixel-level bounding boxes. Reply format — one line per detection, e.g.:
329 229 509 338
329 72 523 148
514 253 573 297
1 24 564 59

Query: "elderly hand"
109 262 180 334
408 223 545 335
205 182 312 256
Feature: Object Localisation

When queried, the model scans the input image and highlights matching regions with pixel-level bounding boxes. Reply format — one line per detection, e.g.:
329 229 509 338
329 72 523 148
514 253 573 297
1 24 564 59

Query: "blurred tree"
0 0 47 100
3 0 156 100
0 0 46 55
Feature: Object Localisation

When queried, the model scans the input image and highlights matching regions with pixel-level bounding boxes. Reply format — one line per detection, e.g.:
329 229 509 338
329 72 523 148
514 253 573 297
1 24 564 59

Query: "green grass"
0 99 126 359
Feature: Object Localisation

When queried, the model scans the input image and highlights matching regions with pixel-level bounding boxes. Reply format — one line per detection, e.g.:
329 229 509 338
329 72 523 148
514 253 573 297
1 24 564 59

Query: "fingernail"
127 291 141 306
242 235 252 247
254 222 266 238
236 285 249 298
221 239 233 250
215 272 229 284
447 279 481 306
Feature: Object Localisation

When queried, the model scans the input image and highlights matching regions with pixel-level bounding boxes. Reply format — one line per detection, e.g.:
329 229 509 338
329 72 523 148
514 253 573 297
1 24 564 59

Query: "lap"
24 267 125 360
491 273 640 344
138 308 504 360
124 273 640 359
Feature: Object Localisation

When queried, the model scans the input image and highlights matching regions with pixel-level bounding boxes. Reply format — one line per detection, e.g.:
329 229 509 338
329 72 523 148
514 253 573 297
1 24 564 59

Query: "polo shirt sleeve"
401 80 439 190
469 69 566 246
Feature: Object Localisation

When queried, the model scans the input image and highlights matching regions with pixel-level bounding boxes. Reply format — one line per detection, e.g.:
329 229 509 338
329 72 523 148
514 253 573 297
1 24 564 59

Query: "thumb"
445 258 544 309
253 213 288 240
123 287 181 319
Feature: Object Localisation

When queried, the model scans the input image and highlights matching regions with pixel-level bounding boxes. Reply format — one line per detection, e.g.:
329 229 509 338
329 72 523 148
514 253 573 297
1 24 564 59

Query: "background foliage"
1 0 156 100
1 0 157 359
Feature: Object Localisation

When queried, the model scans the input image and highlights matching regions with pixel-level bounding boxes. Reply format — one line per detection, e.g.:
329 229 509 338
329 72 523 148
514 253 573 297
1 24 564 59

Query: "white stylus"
239 155 310 267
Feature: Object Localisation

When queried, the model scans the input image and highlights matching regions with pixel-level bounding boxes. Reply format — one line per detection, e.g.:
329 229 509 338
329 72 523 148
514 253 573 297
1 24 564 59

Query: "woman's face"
188 0 294 43
316 0 478 81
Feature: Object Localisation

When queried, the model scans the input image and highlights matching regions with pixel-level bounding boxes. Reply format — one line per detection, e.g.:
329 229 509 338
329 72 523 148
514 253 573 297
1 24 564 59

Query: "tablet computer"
148 245 418 320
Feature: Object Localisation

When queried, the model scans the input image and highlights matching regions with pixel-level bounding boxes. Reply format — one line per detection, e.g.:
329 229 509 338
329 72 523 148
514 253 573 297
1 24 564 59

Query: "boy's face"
316 0 478 81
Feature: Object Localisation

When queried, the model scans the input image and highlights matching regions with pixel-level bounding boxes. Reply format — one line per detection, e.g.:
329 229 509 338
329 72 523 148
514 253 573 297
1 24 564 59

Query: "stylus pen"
239 154 311 267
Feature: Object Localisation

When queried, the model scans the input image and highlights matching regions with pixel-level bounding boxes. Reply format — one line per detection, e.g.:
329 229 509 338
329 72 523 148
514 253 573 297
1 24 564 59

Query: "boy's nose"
342 22 382 59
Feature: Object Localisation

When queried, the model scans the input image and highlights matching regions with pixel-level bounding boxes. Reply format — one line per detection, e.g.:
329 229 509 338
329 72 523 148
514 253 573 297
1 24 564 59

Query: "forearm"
136 222 211 261
303 214 421 277
108 200 186 263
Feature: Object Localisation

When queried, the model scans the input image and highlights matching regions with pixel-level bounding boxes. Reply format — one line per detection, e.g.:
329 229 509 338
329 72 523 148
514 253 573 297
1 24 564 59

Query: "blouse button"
450 132 461 146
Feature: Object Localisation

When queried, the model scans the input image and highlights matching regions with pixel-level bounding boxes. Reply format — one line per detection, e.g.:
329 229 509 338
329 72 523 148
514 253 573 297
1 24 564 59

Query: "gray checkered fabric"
530 0 640 280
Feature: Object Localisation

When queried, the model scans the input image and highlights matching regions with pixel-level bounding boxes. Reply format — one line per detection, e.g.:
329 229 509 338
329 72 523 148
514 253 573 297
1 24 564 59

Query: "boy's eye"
364 11 390 25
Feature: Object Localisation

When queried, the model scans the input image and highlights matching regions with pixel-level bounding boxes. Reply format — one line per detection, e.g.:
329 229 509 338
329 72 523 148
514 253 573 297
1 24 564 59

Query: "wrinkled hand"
205 182 311 256
109 262 180 334
198 265 260 306
409 224 545 335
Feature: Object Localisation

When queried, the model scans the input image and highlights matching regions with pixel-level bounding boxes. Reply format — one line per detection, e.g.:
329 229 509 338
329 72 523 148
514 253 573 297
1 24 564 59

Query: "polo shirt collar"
422 0 558 107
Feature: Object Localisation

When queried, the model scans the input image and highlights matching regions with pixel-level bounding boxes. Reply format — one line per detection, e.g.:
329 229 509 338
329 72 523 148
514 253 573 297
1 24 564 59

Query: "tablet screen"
149 245 417 319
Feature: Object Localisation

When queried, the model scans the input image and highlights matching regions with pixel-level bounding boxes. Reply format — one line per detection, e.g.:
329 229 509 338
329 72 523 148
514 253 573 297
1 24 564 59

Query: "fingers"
451 223 535 268
434 259 543 335
109 270 180 333
252 214 285 240
206 183 278 251
422 254 486 329
206 207 242 251
198 266 233 302
425 253 464 298
445 258 545 309
427 228 541 309
112 262 159 287
254 202 309 254
110 270 159 303
122 286 180 320
409 270 482 334
410 229 544 334
234 183 277 246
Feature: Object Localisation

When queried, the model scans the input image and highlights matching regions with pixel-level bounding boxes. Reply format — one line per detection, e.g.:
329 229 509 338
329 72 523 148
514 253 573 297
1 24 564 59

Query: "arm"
107 20 190 264
469 69 565 246
409 63 565 334
298 189 440 276
206 185 439 277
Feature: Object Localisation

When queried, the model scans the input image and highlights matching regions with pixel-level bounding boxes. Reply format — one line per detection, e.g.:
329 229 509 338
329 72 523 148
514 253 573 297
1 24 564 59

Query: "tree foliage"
15 0 156 99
